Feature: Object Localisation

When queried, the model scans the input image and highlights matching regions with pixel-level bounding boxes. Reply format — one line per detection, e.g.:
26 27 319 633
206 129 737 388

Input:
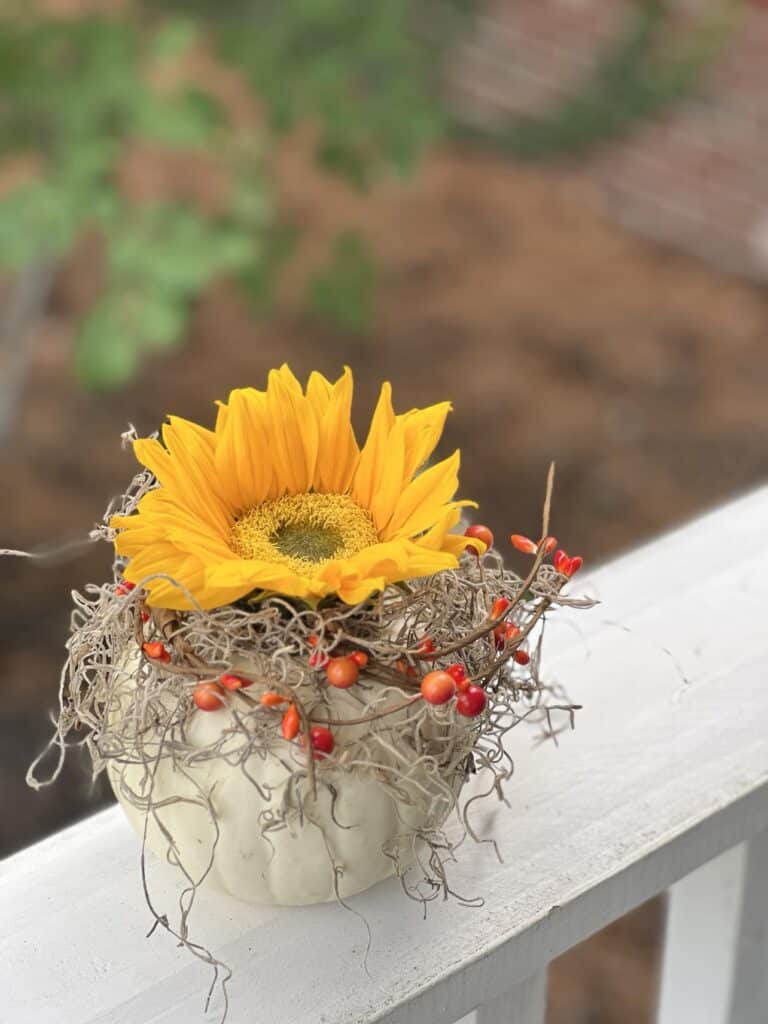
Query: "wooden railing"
2 487 767 1024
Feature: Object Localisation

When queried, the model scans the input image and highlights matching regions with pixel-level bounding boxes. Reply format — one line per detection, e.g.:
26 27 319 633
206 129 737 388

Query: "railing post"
657 830 768 1024
467 970 547 1024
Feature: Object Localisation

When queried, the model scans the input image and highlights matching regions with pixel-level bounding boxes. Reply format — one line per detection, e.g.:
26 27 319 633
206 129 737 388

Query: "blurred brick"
448 1 768 280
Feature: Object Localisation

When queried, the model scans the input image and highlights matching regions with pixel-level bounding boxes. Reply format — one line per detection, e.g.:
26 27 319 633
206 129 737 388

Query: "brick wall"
448 1 768 279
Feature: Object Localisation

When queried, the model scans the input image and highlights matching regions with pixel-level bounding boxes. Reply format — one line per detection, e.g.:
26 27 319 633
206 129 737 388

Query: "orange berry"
510 534 537 555
219 673 251 691
462 524 493 557
420 671 456 705
464 524 493 556
513 649 530 666
491 596 511 620
349 650 369 668
193 681 225 711
261 691 288 707
142 641 170 663
326 656 359 689
540 536 558 555
281 704 300 740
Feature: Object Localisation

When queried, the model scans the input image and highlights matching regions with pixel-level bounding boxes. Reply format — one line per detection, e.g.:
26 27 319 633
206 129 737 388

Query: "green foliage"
308 232 377 335
154 0 464 187
0 11 273 389
0 2 463 388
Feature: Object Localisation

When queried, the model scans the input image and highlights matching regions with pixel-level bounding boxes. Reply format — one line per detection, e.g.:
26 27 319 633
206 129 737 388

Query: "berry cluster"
135 521 583 763
420 666 487 718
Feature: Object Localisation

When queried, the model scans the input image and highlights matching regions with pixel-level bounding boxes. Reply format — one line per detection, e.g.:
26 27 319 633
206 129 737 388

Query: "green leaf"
0 180 82 268
307 231 376 334
139 293 187 350
133 88 222 147
148 18 199 61
75 297 140 390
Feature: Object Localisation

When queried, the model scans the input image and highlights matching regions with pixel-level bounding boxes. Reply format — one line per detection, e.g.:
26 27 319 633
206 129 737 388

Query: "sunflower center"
229 492 379 575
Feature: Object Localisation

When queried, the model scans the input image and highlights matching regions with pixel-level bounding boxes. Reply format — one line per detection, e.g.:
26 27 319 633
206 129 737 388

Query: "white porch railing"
2 487 767 1024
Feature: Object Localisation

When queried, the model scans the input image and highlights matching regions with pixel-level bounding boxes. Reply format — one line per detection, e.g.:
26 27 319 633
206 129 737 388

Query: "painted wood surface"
2 487 767 1024
658 829 768 1024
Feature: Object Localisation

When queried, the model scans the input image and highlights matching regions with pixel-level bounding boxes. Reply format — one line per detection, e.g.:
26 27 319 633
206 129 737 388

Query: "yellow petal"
367 416 406 532
351 381 395 511
312 367 360 493
306 370 334 417
214 388 273 512
265 366 319 495
382 450 461 539
131 437 228 534
399 401 452 483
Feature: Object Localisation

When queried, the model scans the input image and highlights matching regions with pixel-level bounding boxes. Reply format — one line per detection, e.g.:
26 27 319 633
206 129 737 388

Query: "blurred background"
1 0 767 1020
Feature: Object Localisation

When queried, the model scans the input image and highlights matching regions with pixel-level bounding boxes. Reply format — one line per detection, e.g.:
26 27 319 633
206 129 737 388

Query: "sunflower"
112 365 480 610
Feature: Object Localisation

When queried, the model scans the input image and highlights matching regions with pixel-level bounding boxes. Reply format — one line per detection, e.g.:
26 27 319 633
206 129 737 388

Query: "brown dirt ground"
2 139 767 1022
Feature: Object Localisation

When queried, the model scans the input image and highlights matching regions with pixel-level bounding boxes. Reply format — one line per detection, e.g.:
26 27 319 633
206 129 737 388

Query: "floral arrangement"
19 365 591 1017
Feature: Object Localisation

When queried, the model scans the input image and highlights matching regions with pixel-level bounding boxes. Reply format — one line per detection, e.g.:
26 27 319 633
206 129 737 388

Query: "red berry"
456 685 487 717
116 580 136 596
326 657 360 689
509 534 537 555
513 649 530 666
140 610 150 623
417 636 436 656
491 596 511 620
494 622 521 651
554 549 583 578
349 650 369 668
445 663 467 683
463 524 493 556
300 725 335 760
420 671 456 705
142 641 170 663
309 649 330 670
193 681 225 711
219 673 251 691
395 658 418 678
281 704 300 740
540 536 558 555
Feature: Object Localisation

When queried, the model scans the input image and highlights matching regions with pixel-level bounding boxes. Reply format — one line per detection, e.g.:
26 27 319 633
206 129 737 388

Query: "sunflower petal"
312 367 359 493
383 450 461 539
265 365 319 495
351 381 395 510
399 401 452 483
214 388 273 512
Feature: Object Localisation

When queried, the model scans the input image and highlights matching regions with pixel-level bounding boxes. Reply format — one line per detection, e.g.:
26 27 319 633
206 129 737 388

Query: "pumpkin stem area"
230 492 379 574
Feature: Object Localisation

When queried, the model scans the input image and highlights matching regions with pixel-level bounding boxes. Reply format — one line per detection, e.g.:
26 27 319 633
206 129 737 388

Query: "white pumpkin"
107 650 468 906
